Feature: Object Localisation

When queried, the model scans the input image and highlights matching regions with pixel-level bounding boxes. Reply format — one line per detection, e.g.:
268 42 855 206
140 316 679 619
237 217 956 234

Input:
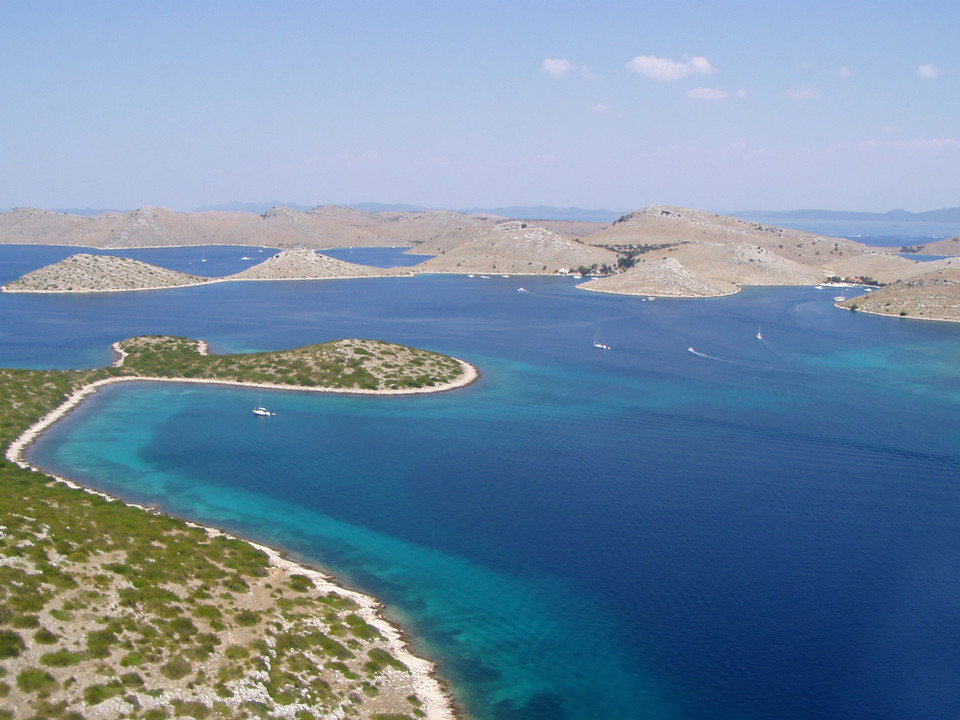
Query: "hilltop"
1 248 405 294
416 221 617 275
575 206 949 297
0 205 498 251
4 204 959 309
1 254 214 293
907 235 960 257
226 246 405 281
579 257 739 297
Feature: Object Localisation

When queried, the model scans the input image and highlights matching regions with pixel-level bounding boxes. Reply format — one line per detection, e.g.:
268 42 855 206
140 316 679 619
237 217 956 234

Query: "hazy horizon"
2 2 957 213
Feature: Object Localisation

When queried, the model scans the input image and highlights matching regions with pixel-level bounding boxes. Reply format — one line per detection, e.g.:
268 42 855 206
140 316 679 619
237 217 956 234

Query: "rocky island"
4 204 958 316
0 336 475 719
1 254 215 293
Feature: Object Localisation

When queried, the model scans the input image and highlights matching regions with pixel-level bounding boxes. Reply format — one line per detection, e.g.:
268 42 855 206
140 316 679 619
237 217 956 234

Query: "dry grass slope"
839 261 960 321
1 254 213 293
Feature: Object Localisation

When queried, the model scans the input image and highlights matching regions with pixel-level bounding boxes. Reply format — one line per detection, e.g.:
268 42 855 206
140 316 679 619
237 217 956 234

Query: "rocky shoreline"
5 338 479 720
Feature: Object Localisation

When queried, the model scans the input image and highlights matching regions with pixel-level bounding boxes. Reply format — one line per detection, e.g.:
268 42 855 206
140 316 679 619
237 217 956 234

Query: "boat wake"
687 346 759 367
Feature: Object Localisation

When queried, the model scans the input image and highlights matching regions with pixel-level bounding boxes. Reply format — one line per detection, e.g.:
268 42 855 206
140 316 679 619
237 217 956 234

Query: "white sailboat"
756 326 763 340
593 331 610 351
253 394 274 416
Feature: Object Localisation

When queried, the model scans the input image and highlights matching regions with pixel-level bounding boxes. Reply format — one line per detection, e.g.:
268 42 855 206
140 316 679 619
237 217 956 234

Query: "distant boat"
241 256 251 260
253 394 274 416
834 296 845 302
757 326 763 340
517 287 527 293
593 331 610 351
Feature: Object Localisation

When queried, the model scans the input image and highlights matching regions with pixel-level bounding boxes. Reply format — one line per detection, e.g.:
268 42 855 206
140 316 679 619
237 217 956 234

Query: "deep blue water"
322 245 433 267
5 245 960 719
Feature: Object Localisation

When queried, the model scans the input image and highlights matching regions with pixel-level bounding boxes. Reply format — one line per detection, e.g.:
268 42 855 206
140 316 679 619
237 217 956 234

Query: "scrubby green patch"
364 648 409 676
0 630 24 659
115 335 468 392
16 667 57 694
0 342 455 719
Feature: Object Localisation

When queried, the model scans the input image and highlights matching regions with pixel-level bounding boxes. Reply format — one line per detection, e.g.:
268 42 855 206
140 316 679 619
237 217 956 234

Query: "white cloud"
626 54 715 81
543 58 575 78
785 87 816 100
589 103 611 114
838 66 852 78
685 87 727 101
917 64 940 79
736 88 747 99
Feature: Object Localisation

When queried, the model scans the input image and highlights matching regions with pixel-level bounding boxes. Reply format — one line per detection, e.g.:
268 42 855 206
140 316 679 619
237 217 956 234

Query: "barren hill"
581 205 937 290
415 221 618 274
579 257 739 297
838 260 960 321
0 205 493 252
226 246 406 280
585 206 867 261
913 235 960 257
5 204 957 307
1 254 214 293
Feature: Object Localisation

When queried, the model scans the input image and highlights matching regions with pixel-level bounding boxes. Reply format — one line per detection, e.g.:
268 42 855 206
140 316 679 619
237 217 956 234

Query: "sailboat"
756 326 763 340
252 393 273 416
593 331 611 351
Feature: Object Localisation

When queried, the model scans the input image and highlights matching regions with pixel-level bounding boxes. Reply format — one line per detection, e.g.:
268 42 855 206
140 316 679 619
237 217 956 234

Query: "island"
3 204 959 320
0 336 476 719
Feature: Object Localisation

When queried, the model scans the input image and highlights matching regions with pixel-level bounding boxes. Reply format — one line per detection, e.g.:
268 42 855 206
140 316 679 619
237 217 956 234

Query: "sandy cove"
5 361 479 720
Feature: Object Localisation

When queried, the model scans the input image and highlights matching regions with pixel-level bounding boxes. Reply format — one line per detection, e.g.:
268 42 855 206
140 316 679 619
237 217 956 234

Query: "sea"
4 222 960 720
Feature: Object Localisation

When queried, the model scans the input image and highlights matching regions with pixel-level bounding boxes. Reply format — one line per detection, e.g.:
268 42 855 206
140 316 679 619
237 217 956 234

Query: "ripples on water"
6 246 960 720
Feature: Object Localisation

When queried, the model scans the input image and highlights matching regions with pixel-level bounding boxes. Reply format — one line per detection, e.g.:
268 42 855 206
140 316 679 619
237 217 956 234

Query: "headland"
0 337 474 719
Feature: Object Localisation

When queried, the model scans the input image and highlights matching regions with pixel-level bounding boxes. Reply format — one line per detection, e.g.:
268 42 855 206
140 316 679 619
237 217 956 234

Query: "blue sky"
2 1 957 213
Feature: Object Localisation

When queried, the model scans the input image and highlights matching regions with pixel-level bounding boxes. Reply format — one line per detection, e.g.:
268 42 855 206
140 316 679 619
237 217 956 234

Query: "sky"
1 1 958 214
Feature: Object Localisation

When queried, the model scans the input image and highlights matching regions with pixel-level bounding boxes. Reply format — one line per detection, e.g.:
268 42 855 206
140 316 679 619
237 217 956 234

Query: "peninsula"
2 203 960 320
0 336 475 719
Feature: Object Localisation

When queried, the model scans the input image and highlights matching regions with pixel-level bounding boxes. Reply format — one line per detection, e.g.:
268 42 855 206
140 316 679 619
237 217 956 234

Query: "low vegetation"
0 337 462 718
115 336 468 392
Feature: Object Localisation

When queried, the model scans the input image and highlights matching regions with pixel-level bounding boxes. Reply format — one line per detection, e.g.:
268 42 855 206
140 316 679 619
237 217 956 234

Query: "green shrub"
234 610 260 627
86 628 119 658
288 574 315 592
160 655 192 681
33 627 58 644
16 667 57 694
365 648 408 674
0 630 24 658
10 614 40 629
83 680 124 705
40 650 82 667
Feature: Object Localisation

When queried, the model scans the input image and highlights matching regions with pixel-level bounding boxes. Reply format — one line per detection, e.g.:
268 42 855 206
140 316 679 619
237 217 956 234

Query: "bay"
6 247 960 719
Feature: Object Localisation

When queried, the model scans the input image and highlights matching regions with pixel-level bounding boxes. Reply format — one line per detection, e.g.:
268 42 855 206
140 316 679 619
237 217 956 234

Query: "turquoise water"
6 254 960 719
